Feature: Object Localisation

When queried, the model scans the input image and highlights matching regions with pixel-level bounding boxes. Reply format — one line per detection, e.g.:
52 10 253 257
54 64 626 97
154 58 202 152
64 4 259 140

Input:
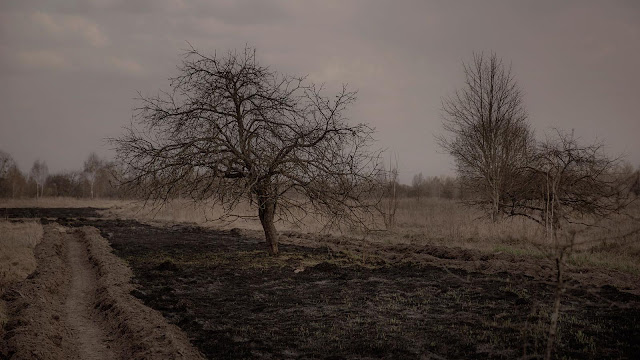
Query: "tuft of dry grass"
0 221 43 287
0 220 44 327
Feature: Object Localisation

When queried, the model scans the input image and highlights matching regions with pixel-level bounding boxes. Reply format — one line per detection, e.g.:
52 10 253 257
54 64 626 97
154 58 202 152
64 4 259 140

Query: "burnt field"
7 207 640 359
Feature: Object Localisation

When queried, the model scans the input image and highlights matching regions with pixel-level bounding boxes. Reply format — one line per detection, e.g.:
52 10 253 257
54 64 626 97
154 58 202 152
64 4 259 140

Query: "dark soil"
1 207 105 220
4 208 640 359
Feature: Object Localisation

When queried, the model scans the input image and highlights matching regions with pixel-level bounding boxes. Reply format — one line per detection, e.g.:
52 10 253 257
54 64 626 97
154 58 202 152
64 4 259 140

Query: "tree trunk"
258 198 279 256
545 256 564 360
491 186 500 222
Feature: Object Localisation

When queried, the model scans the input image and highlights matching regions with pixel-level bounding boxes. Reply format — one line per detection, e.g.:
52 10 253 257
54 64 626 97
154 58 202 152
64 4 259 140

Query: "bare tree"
83 152 103 199
630 165 640 196
380 155 399 229
508 130 631 237
0 150 15 197
111 46 382 255
411 172 424 201
438 52 533 221
502 130 635 360
6 164 26 198
0 150 12 177
29 160 48 199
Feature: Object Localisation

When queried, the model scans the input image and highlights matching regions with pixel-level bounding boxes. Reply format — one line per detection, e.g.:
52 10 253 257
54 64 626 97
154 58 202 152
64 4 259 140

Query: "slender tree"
111 46 382 255
438 52 534 221
83 152 103 199
412 172 424 201
0 150 16 197
29 160 48 199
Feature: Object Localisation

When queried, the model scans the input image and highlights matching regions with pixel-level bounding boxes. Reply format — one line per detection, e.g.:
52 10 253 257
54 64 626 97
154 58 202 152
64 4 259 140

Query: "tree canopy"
112 46 382 255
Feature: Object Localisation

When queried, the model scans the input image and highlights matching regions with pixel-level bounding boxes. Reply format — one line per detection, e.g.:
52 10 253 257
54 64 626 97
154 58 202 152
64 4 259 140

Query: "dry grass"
0 221 43 287
388 198 543 247
394 198 640 273
107 198 336 234
105 196 640 273
0 220 44 327
2 196 638 274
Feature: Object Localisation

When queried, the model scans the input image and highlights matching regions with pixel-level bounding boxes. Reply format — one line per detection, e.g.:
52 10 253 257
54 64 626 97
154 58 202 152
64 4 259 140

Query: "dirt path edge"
1 225 77 359
76 226 204 360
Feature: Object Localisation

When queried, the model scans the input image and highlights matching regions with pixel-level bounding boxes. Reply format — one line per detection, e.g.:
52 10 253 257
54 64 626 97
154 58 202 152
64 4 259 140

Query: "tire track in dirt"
2 224 204 359
65 233 115 360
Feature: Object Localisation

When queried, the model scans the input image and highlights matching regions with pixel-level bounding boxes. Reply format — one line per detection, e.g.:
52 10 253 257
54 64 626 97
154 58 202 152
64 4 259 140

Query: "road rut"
65 232 115 360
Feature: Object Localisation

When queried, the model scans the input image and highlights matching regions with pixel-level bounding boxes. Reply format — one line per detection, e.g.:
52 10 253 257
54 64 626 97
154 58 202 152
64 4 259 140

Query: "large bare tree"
111 46 382 255
438 52 533 221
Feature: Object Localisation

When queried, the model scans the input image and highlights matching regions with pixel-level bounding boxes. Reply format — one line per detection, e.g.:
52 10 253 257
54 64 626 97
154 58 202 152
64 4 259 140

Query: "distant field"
3 196 639 274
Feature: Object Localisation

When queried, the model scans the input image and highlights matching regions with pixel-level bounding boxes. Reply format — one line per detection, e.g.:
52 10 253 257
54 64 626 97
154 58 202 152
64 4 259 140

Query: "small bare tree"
29 160 48 199
0 150 12 177
111 46 382 255
509 130 631 238
0 150 15 197
438 52 534 221
380 155 399 229
412 172 424 201
503 130 635 360
83 152 104 199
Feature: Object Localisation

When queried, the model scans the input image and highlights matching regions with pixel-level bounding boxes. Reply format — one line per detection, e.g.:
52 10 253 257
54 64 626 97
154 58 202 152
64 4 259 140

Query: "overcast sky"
1 0 639 183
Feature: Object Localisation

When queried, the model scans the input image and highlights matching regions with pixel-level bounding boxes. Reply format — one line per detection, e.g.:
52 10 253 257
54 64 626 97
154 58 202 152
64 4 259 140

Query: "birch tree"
29 160 48 199
83 152 103 199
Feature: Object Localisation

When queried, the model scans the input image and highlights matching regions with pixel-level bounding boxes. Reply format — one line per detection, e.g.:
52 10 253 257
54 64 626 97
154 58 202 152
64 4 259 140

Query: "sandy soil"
1 224 203 360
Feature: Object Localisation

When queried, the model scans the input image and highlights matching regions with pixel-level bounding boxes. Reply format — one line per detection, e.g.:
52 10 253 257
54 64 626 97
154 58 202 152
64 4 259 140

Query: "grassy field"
3 196 639 274
102 197 640 274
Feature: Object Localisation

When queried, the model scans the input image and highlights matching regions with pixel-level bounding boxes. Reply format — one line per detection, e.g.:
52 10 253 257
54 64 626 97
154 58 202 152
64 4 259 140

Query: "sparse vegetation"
0 220 43 329
0 220 43 288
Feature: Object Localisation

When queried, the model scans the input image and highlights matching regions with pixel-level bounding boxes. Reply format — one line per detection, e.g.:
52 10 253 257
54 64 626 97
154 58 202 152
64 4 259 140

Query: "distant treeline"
0 150 121 199
2 148 637 201
396 173 464 200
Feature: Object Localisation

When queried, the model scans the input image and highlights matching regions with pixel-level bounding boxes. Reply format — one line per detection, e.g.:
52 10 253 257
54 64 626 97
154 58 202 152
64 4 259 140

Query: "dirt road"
1 225 203 360
65 233 115 360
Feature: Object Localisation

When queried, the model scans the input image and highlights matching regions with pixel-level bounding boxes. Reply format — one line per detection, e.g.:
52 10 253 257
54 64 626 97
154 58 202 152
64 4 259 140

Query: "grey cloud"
1 0 639 182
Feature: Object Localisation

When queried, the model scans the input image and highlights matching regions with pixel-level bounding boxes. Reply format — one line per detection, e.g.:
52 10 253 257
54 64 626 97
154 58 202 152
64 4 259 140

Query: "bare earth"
1 208 639 359
1 223 204 360
65 233 115 360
